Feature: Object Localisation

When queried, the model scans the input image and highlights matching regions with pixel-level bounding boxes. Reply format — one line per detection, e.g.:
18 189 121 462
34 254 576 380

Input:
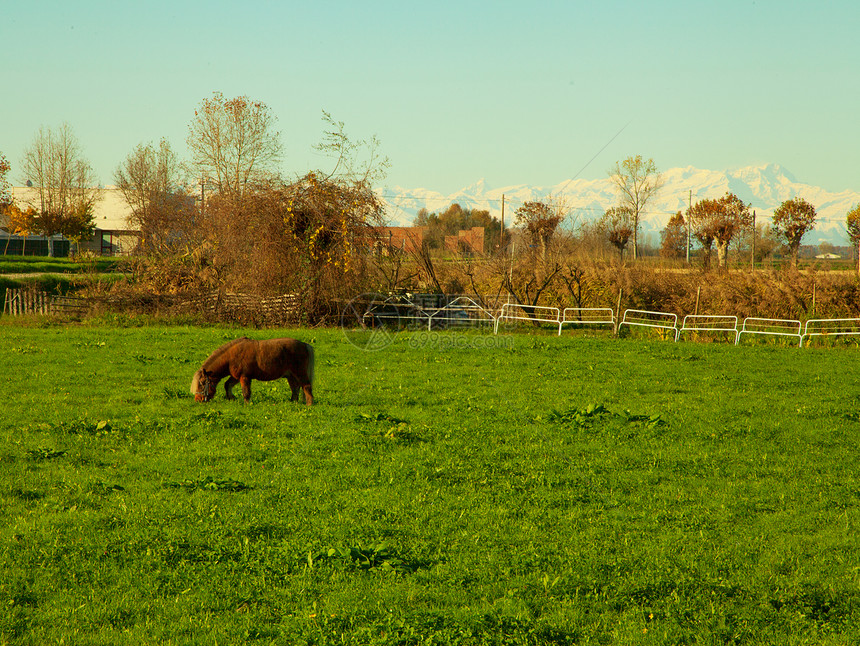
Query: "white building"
1 185 138 256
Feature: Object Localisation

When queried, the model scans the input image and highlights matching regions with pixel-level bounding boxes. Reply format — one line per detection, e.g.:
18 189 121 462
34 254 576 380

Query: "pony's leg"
301 383 314 406
224 376 239 400
286 375 300 402
240 376 252 403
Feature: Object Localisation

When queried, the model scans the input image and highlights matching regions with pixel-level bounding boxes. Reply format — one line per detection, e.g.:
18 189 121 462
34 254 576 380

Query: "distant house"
815 253 841 260
445 227 485 255
373 226 427 254
1 185 138 256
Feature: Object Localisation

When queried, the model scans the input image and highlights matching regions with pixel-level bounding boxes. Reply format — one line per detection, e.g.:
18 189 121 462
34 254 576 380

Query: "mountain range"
380 164 860 246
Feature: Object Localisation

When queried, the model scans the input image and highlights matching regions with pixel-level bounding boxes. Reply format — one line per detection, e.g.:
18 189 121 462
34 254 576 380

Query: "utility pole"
686 190 692 264
751 210 756 270
200 174 207 219
500 194 505 251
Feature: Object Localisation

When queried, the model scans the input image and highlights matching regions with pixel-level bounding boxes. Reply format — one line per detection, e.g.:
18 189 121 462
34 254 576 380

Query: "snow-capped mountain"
381 164 860 246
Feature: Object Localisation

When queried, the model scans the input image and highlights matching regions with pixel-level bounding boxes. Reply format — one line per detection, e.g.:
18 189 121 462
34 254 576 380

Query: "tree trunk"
716 241 730 270
632 219 639 261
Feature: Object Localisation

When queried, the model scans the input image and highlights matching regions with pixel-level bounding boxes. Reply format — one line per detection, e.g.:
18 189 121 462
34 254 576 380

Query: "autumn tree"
203 171 384 318
601 206 633 262
20 123 98 256
3 204 36 255
847 203 860 272
608 155 663 260
686 193 751 270
514 199 566 260
199 114 388 321
660 211 687 259
115 139 198 255
846 204 860 246
186 93 282 203
0 152 12 252
772 197 817 269
756 223 779 265
0 152 11 212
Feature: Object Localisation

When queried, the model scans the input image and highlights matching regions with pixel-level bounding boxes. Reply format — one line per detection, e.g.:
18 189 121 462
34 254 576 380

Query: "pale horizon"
4 1 859 198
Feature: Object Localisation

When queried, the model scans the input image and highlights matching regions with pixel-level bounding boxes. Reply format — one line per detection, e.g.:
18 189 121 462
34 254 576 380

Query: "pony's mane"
201 337 250 370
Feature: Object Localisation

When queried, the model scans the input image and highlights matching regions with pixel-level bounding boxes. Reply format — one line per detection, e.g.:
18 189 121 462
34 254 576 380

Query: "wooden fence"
2 288 300 324
195 292 301 325
3 289 89 316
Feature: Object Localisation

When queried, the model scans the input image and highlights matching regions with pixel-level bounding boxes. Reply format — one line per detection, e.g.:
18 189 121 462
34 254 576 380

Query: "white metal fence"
7 287 860 351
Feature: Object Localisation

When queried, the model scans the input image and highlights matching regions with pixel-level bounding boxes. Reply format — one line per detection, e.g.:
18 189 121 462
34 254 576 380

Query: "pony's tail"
306 344 315 387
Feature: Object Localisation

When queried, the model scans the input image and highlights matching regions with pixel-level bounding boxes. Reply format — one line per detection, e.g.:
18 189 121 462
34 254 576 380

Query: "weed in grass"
25 447 67 461
163 476 252 492
308 541 422 574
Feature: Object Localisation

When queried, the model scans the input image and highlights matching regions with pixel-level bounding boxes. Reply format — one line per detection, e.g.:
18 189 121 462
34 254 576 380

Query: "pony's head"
191 368 216 402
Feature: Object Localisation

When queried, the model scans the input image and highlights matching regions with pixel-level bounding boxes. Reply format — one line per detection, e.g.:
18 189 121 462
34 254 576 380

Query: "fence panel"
558 308 617 335
677 315 738 343
427 296 497 331
620 309 678 339
736 317 802 346
495 303 560 334
801 318 860 347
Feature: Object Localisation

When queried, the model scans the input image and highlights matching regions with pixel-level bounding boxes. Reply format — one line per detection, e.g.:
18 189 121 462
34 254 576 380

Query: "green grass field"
1 322 859 645
0 255 128 275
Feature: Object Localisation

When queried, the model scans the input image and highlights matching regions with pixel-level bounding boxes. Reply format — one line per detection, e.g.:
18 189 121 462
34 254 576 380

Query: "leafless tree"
608 155 663 260
20 123 98 255
186 93 283 202
115 139 198 255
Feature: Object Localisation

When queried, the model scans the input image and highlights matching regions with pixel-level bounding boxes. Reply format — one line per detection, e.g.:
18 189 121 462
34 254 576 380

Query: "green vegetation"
0 255 129 276
2 324 859 644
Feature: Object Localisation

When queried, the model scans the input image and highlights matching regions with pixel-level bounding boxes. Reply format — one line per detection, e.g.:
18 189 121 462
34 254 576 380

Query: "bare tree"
186 93 283 202
20 123 98 256
115 139 198 255
608 155 663 260
772 197 817 269
314 111 389 185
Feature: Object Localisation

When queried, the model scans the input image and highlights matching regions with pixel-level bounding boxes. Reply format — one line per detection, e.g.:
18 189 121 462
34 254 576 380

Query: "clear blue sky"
3 0 859 195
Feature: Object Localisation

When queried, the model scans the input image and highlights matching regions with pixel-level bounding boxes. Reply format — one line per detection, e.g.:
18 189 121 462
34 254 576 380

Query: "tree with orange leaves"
687 192 751 270
0 152 11 212
3 204 36 255
772 196 817 269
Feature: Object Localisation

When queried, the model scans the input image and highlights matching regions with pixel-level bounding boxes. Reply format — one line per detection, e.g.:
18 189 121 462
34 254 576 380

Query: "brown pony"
191 337 314 404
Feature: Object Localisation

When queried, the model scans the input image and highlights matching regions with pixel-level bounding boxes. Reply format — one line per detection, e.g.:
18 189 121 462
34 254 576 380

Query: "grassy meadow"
1 321 859 644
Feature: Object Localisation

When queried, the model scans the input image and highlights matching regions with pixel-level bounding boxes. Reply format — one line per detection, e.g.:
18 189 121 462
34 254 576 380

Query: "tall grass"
1 324 858 644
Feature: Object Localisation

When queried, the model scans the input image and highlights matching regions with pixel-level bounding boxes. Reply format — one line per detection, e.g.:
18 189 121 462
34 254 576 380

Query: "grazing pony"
191 337 314 404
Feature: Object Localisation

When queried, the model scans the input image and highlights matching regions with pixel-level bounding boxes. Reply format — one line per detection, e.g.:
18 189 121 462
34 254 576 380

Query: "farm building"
372 226 428 254
1 185 138 256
